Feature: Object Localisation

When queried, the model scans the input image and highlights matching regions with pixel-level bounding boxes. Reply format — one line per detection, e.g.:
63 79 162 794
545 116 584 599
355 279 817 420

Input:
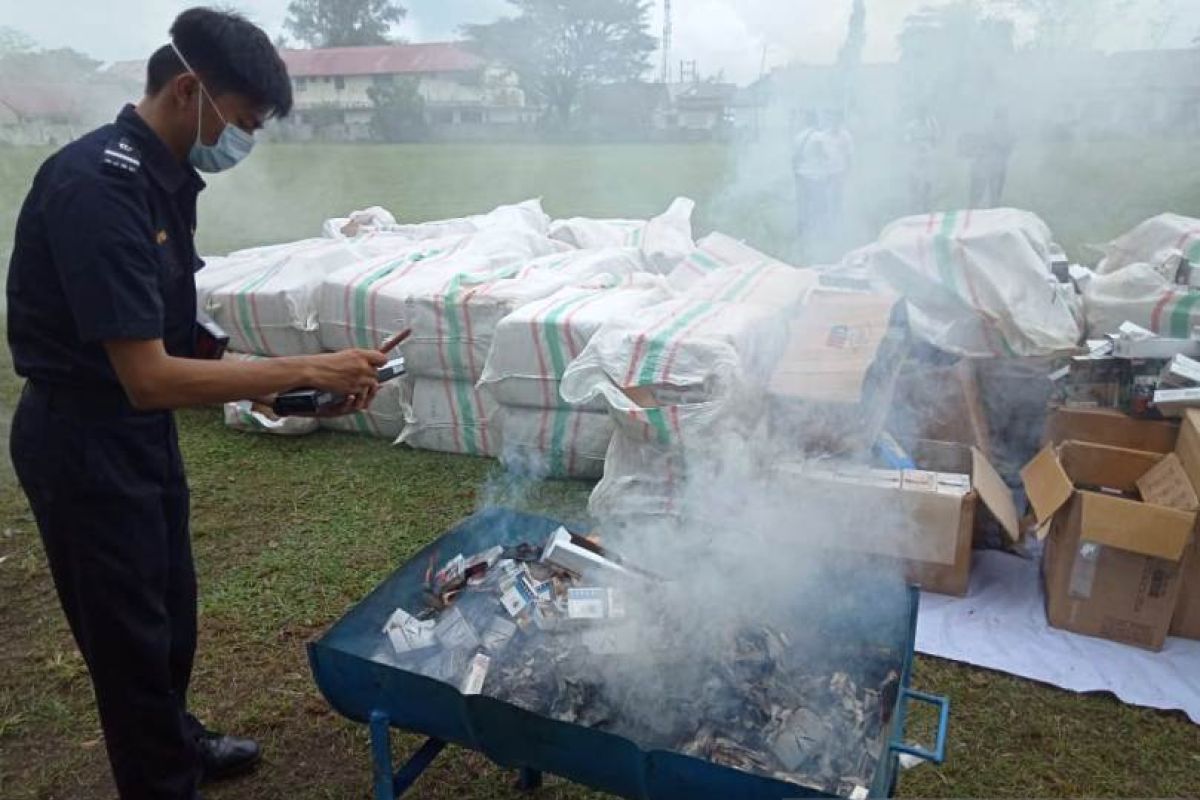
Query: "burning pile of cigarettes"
381 528 900 797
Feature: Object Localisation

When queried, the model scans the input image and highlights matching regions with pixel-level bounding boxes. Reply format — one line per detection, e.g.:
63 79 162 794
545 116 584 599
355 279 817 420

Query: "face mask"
170 42 255 173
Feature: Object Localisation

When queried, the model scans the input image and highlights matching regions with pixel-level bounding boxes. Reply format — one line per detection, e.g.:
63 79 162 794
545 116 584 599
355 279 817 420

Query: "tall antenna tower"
661 0 672 84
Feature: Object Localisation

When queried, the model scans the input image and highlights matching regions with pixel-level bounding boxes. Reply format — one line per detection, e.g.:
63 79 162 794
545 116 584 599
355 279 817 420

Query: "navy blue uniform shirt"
7 104 205 391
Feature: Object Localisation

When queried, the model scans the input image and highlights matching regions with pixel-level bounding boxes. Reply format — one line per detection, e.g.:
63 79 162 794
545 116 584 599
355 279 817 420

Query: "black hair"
146 7 292 118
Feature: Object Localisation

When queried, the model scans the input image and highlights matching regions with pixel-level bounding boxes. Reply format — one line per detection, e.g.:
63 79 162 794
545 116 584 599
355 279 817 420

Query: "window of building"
432 109 455 125
372 74 395 87
334 76 346 91
294 77 307 92
460 109 484 125
323 76 332 83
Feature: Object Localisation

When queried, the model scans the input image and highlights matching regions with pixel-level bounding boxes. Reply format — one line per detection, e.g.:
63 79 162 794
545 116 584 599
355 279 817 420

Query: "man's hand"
304 349 387 412
102 339 389 412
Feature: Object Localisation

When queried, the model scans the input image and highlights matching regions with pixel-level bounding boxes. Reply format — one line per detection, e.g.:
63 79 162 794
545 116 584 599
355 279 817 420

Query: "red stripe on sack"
460 284 484 379
659 304 726 385
1174 227 1200 253
369 240 466 348
669 404 681 437
433 295 452 382
1151 290 1177 334
622 306 680 386
926 213 938 234
561 292 610 360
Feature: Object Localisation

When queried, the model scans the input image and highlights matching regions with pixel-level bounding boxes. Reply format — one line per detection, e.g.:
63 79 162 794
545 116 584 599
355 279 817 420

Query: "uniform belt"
24 381 150 420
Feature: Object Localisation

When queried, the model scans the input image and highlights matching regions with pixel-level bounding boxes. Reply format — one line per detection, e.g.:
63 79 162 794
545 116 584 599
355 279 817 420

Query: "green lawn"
2 139 1200 799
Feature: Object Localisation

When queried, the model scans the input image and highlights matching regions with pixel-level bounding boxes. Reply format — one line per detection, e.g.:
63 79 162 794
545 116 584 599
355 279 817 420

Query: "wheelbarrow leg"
369 710 396 800
369 710 448 799
517 766 543 792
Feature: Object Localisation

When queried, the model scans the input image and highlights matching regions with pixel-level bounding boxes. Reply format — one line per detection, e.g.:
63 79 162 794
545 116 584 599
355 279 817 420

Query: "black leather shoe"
196 729 261 784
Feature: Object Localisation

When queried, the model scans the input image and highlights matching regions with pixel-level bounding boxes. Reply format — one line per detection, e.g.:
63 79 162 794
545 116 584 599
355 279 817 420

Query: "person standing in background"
905 104 941 213
967 107 1016 208
791 109 823 239
822 108 855 231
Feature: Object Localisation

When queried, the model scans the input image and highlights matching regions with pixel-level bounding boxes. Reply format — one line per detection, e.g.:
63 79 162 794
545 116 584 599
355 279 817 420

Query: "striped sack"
497 405 613 480
478 272 669 410
399 377 500 458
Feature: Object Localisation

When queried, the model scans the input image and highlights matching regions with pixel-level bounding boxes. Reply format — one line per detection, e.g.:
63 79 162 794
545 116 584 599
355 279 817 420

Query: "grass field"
2 138 1200 799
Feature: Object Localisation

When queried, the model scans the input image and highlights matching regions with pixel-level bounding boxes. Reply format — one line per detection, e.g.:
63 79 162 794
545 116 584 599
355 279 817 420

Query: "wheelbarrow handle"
888 688 950 765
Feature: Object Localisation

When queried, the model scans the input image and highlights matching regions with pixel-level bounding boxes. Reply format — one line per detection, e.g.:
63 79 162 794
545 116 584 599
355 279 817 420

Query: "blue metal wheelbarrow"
308 508 949 799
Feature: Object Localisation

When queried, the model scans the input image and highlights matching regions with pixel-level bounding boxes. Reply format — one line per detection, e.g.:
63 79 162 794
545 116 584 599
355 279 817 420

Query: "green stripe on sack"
549 408 570 475
717 262 770 303
932 211 960 297
1188 240 1200 264
1171 291 1200 338
542 294 596 471
233 265 282 353
645 407 672 445
352 261 402 348
636 302 714 386
689 250 722 272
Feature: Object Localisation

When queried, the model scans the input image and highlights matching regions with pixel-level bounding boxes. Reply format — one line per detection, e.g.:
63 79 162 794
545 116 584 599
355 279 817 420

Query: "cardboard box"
768 290 907 456
775 441 1019 596
888 358 992 458
1022 441 1194 650
1169 410 1200 639
1044 407 1178 454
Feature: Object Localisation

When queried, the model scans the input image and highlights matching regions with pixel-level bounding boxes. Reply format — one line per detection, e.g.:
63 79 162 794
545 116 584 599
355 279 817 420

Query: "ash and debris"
381 528 902 797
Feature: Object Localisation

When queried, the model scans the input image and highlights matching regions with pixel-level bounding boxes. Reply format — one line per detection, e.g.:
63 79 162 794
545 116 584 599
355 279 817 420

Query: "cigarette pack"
433 607 480 651
1160 354 1200 388
480 617 517 653
382 608 437 656
1153 387 1200 418
461 653 491 695
566 588 608 619
540 527 631 580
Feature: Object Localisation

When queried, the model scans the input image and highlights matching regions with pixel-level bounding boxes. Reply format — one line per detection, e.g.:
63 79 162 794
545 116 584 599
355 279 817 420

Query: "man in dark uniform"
6 8 387 799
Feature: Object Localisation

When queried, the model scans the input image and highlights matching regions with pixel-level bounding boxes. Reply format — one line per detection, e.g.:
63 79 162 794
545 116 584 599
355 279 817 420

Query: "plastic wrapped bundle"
667 232 794 292
683 261 819 313
1097 213 1200 275
323 199 550 242
560 298 787 448
222 400 320 437
1083 262 1200 338
478 270 669 410
201 233 411 356
497 406 613 480
848 208 1081 358
395 246 644 382
320 375 412 441
549 198 695 273
399 378 500 458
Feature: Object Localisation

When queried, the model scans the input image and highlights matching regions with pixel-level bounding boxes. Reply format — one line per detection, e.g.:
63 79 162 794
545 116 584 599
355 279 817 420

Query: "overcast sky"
1 0 1198 84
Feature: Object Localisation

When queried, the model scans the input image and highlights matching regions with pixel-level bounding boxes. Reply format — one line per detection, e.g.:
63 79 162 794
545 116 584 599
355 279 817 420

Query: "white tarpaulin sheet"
916 546 1200 724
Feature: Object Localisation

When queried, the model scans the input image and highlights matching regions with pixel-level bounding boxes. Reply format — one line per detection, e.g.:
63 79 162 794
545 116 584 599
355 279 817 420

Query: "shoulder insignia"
101 137 141 175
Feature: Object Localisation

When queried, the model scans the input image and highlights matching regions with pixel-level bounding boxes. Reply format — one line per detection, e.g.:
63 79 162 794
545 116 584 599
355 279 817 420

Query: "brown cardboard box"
1168 410 1200 639
768 290 907 456
1022 441 1194 650
775 441 1019 596
1044 407 1178 454
889 360 992 458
